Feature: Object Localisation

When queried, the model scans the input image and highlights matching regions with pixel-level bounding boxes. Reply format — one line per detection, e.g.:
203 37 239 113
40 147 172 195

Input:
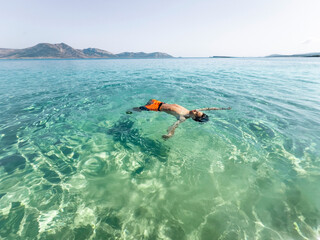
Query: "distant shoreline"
0 43 174 59
209 56 235 58
265 53 320 58
1 56 319 61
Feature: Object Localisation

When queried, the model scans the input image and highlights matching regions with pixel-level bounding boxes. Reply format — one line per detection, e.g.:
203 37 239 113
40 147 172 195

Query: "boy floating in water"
127 99 231 139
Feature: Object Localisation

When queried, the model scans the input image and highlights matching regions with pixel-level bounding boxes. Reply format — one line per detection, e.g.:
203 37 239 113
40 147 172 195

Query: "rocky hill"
117 52 173 58
0 43 174 59
81 48 116 58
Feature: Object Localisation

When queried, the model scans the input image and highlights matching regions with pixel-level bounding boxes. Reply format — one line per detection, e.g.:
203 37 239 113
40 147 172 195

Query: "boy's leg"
126 100 155 114
126 106 149 114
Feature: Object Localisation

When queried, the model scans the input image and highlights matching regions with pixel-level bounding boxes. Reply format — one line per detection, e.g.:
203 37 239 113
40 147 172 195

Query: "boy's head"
190 110 209 123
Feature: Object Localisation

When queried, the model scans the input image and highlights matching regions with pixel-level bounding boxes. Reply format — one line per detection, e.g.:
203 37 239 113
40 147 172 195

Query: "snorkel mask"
193 113 209 123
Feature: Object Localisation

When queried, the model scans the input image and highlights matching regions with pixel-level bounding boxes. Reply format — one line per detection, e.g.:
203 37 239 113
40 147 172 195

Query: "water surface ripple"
0 58 320 239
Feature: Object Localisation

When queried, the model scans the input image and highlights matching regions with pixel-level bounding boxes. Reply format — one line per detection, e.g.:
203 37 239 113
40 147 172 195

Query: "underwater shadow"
106 117 169 175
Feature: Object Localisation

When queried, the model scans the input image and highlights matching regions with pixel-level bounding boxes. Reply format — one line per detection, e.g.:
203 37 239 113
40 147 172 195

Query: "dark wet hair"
193 113 209 123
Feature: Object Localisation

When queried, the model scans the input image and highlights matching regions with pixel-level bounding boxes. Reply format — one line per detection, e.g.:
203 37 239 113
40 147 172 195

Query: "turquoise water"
0 58 319 239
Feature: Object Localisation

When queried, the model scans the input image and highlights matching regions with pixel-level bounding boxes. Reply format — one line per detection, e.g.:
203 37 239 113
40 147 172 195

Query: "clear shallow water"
0 58 320 239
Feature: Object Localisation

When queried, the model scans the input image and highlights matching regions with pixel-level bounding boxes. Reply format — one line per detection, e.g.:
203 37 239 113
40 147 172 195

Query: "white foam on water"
209 160 225 173
0 202 11 215
65 173 87 191
74 204 97 227
293 222 309 240
38 210 59 233
280 145 308 175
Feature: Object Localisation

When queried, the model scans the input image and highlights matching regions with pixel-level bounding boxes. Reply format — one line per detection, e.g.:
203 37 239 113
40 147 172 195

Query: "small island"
209 56 234 58
266 52 320 57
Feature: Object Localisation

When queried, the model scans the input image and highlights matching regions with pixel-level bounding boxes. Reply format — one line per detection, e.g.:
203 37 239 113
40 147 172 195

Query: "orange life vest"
145 99 163 111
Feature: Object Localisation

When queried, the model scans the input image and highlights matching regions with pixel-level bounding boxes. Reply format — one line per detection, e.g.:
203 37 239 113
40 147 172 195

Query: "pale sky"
1 0 320 57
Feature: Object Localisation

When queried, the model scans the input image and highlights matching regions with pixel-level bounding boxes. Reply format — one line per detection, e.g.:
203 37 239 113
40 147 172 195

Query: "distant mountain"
1 43 86 59
81 48 116 58
266 52 320 57
0 48 16 56
0 43 174 59
117 51 173 59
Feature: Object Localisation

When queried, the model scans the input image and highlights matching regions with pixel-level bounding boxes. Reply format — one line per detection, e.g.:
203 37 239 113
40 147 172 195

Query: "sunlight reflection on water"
0 58 320 239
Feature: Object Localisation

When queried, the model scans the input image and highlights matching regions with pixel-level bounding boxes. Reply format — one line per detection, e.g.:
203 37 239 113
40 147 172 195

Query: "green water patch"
29 184 63 211
0 193 6 199
249 122 275 139
0 154 26 174
100 210 122 230
22 211 39 239
40 165 61 184
106 117 169 175
0 124 23 148
74 225 94 240
0 202 25 238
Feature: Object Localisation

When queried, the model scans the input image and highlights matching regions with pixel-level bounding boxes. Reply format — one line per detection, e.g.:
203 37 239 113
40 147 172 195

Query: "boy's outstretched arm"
195 107 231 111
162 118 186 140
